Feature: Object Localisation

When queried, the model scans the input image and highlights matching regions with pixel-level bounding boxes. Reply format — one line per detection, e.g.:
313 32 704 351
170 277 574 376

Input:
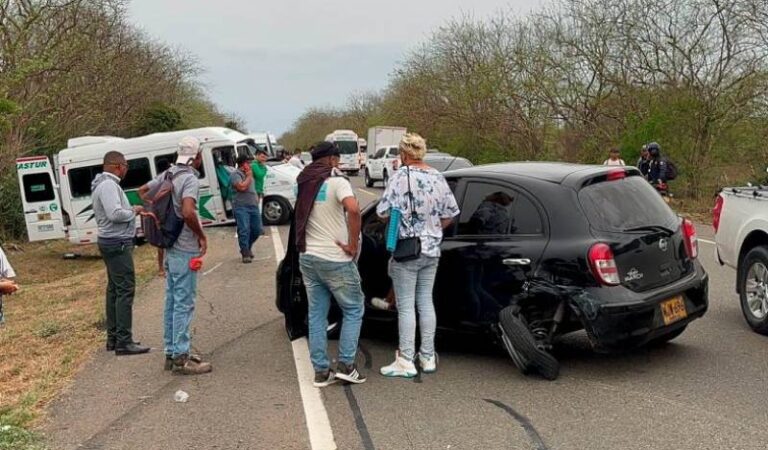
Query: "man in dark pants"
231 154 262 262
92 151 150 355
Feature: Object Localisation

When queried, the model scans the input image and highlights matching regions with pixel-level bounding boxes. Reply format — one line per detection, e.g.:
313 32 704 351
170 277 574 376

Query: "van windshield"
336 141 358 155
578 175 678 232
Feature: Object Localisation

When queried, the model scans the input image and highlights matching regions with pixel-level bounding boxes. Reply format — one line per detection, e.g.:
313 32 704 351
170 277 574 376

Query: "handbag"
392 166 422 262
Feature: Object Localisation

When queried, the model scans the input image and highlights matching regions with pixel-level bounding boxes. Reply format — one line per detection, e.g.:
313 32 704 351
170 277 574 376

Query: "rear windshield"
426 157 472 172
578 176 678 232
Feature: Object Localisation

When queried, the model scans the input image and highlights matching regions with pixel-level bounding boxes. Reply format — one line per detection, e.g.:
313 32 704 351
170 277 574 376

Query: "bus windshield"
335 140 358 155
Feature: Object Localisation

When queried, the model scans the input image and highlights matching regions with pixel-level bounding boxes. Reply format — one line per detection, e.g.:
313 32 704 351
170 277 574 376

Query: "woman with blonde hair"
376 133 460 377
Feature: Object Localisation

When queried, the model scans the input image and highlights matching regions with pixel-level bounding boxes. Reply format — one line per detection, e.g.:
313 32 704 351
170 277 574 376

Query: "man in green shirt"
250 148 269 200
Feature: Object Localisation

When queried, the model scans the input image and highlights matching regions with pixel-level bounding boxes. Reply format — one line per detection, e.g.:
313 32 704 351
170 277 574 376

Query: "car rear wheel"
498 307 559 380
262 196 291 225
364 169 374 187
739 246 768 335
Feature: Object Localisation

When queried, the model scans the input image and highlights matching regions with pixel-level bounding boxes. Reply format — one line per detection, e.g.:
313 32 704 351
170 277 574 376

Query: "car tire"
647 325 687 346
262 196 291 226
365 169 374 188
498 307 559 380
738 246 768 335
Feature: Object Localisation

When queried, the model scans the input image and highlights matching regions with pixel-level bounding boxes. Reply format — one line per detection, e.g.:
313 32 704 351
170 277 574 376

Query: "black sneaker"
335 362 367 384
313 370 338 388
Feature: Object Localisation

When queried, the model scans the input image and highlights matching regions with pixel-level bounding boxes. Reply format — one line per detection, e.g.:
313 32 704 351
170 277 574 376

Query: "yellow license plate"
37 213 51 221
660 296 687 325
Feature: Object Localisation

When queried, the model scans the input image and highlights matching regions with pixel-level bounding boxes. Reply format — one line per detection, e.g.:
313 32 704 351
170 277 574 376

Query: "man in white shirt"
603 148 625 166
294 141 366 387
288 148 306 170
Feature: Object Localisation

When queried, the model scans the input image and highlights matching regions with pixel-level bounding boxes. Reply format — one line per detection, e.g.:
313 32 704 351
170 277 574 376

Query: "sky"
128 0 545 137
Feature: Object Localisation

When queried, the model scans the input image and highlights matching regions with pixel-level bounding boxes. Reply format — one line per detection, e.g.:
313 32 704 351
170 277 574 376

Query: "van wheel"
498 307 559 380
262 197 291 225
739 246 768 335
364 169 374 188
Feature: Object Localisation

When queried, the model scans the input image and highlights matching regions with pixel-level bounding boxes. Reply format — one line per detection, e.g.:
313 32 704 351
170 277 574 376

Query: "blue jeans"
163 247 199 358
389 255 439 361
234 204 262 255
299 254 365 372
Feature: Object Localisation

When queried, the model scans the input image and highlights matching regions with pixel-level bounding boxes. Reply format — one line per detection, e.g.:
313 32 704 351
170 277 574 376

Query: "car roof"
444 162 640 187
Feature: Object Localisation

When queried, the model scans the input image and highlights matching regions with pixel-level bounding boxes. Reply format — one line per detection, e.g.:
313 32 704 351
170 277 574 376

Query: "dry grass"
0 240 157 432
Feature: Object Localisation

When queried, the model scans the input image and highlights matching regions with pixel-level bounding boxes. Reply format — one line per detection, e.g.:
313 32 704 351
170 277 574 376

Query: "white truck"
714 185 768 334
364 126 406 187
16 127 298 244
324 130 361 175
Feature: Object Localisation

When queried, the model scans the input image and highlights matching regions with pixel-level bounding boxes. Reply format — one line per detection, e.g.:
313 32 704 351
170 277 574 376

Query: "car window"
68 165 103 198
154 152 206 178
457 182 543 236
579 175 678 232
374 148 386 159
388 147 399 157
23 173 56 202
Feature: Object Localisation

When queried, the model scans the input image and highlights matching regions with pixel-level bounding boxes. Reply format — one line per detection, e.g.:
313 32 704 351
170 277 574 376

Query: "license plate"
660 296 687 325
37 224 54 232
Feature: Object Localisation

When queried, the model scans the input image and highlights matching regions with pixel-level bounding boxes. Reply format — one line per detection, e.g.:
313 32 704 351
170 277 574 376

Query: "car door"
434 178 549 327
16 156 67 242
370 148 386 179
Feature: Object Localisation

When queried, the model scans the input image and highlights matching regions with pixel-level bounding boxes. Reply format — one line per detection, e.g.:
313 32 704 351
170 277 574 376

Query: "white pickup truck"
714 186 768 334
364 145 400 187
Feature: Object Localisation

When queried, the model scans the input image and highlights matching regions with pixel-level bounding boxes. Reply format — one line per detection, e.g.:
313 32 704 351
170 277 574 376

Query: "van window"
23 173 55 202
68 165 103 198
121 158 152 190
458 182 543 236
154 153 206 178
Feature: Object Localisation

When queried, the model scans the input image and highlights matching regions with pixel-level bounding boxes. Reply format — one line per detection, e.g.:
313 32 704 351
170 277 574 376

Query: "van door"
16 156 67 241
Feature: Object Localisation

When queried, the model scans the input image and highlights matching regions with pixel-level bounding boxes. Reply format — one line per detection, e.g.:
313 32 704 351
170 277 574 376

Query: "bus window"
214 146 236 167
68 165 103 198
121 158 152 190
155 153 206 178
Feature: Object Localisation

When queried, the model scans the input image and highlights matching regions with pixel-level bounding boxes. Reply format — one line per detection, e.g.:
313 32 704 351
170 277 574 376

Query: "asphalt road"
45 175 768 450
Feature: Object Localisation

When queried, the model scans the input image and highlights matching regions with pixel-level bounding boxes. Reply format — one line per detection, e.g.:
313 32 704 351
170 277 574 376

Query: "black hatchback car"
277 163 709 379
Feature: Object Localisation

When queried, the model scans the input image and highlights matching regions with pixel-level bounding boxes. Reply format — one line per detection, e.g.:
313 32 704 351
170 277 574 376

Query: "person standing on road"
603 148 625 166
0 245 19 326
250 148 269 203
637 145 650 179
231 154 262 263
646 142 668 186
92 151 150 355
377 133 460 378
288 148 305 170
294 141 366 387
140 137 211 375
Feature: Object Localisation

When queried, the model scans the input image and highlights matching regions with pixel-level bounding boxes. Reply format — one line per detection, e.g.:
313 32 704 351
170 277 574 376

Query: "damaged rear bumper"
572 263 709 350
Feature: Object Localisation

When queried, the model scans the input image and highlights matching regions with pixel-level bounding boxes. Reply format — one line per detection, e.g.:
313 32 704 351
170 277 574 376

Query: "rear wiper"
622 225 674 234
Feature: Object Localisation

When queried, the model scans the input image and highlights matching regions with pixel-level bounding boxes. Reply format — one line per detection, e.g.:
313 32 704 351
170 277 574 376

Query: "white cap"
176 136 202 165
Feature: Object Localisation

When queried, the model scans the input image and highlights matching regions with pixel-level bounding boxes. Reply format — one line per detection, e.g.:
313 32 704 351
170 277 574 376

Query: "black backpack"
141 169 186 248
665 159 678 181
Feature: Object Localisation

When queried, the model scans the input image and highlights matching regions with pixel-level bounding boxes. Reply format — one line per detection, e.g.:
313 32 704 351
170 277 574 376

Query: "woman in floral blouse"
376 133 460 378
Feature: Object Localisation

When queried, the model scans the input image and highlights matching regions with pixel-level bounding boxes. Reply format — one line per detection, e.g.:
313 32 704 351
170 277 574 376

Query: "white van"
324 129 361 175
16 127 297 244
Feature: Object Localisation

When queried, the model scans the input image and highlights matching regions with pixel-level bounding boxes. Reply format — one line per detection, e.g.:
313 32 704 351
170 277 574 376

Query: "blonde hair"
399 133 427 160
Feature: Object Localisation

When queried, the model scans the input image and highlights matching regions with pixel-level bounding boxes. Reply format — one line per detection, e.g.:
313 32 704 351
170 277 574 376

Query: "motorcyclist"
646 142 668 185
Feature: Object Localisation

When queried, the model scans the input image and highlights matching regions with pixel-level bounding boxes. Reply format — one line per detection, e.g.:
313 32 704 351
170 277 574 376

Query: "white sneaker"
371 298 390 310
380 351 417 378
418 352 437 374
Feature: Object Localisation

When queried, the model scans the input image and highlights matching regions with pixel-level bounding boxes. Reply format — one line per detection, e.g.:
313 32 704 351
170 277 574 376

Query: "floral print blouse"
377 166 460 258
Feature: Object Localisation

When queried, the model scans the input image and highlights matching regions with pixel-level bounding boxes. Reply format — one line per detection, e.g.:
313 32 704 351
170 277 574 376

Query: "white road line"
699 238 715 245
270 226 337 450
358 189 378 197
202 262 223 276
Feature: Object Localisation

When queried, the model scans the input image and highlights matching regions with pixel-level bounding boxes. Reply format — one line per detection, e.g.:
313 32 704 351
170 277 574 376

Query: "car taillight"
712 195 723 233
682 218 698 260
588 243 620 286
606 169 626 181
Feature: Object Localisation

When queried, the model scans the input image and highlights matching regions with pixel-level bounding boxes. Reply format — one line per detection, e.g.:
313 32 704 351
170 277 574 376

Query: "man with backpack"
92 151 150 355
646 142 678 185
139 136 211 375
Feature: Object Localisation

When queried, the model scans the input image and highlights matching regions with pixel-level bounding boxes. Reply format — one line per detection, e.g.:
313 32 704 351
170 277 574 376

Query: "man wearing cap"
139 136 211 375
294 141 366 387
231 154 262 263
